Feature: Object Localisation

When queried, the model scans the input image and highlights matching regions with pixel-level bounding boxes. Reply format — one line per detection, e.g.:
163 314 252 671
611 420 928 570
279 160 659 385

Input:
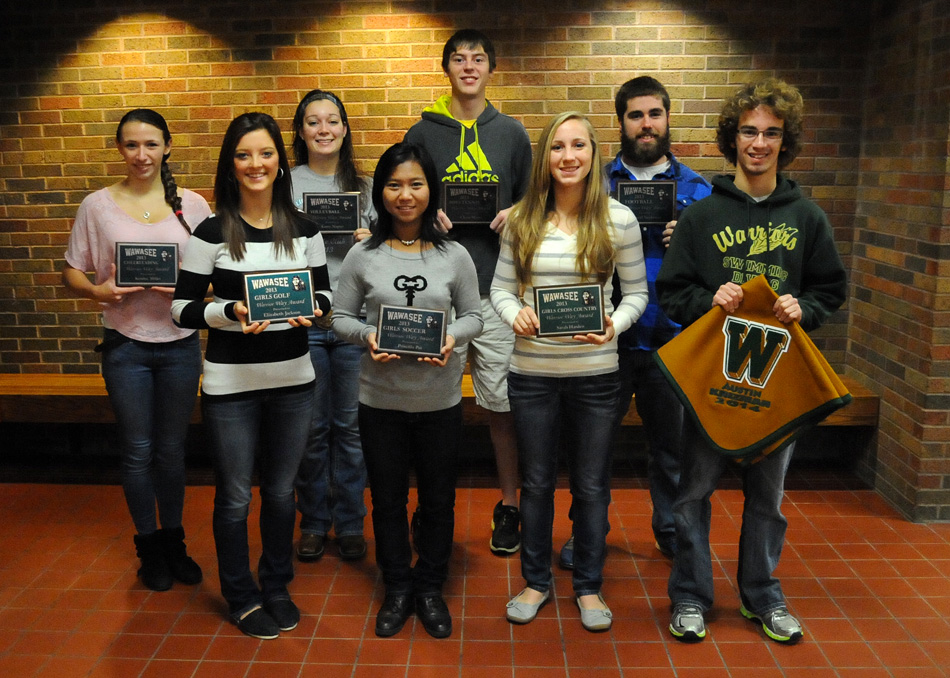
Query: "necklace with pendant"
399 238 418 246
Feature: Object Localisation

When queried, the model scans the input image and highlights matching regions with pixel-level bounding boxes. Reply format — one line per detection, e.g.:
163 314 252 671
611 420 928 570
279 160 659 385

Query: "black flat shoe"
415 593 452 638
375 593 413 637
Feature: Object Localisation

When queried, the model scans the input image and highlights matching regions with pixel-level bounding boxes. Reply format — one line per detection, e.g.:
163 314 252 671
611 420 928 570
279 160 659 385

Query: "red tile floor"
1 483 948 678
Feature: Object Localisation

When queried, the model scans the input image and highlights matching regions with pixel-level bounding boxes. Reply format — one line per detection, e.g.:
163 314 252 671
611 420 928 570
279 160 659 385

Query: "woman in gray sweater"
332 142 483 640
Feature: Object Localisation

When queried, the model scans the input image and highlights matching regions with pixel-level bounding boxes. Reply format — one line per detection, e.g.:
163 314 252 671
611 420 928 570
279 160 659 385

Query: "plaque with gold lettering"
243 269 315 324
441 182 500 225
302 192 361 234
375 304 447 358
614 180 676 225
533 283 605 338
115 242 178 287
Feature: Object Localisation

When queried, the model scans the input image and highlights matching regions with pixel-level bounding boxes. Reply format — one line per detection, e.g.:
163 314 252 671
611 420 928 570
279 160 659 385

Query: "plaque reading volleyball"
441 182 500 224
615 180 677 225
243 269 315 324
302 192 361 234
376 304 447 358
115 242 178 287
533 283 605 338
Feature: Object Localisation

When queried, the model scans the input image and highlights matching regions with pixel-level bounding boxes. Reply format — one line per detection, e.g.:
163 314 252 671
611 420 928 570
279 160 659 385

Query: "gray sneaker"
669 603 706 642
741 605 803 644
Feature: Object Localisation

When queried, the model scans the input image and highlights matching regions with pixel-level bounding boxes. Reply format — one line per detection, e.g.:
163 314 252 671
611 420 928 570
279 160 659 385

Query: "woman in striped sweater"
171 112 331 640
490 112 648 632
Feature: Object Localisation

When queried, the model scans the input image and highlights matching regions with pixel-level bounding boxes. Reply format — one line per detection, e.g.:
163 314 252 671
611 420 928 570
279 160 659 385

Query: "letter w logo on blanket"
721 318 790 388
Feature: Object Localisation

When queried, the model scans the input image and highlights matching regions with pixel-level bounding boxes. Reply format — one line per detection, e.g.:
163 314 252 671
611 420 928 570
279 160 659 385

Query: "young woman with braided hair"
63 108 211 592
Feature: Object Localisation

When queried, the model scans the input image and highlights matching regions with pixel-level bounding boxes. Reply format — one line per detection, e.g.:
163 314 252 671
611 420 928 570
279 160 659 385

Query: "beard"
620 127 671 166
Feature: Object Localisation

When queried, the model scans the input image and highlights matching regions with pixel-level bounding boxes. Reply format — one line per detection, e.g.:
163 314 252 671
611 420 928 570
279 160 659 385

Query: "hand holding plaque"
375 304 447 358
243 269 316 324
614 180 677 226
302 192 361 235
115 242 179 287
441 182 500 225
533 283 605 338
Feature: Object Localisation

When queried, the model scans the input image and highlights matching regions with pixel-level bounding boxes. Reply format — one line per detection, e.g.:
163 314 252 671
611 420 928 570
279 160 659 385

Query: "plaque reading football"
376 304 447 358
534 283 605 338
243 269 315 324
615 180 677 225
302 192 361 234
115 242 179 287
441 183 500 225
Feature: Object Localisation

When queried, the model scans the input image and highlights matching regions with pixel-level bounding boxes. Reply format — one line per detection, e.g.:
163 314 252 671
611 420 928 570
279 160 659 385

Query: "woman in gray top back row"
289 90 377 565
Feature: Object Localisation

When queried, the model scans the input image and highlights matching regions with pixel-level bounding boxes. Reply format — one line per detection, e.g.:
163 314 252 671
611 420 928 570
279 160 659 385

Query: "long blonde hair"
507 111 615 288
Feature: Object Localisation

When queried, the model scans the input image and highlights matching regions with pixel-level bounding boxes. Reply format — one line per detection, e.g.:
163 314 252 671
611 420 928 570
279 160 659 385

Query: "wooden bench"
0 372 879 428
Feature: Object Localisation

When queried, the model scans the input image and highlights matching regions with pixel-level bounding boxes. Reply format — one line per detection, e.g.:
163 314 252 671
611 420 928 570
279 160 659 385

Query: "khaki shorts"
456 296 515 413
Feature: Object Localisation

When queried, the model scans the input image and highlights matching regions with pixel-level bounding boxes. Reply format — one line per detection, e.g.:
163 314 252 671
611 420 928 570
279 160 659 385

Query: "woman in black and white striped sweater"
172 112 331 640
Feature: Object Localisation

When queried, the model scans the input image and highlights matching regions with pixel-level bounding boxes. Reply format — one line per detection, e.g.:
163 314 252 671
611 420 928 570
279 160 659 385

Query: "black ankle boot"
133 532 173 591
159 525 203 585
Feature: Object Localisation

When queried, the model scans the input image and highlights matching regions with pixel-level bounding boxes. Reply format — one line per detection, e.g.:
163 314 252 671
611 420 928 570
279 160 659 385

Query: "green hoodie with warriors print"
404 95 532 294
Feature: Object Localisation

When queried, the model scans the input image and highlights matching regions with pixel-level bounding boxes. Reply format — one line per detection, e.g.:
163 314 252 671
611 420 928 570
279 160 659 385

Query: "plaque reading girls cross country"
533 283 605 338
441 182 500 225
375 304 447 358
243 269 315 324
115 242 178 287
614 180 677 225
302 192 361 234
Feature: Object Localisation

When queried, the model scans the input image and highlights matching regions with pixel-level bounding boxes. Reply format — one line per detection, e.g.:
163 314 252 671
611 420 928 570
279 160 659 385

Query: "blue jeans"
101 329 201 535
668 416 794 615
359 403 461 596
618 349 683 553
295 327 367 537
202 385 314 617
509 370 619 597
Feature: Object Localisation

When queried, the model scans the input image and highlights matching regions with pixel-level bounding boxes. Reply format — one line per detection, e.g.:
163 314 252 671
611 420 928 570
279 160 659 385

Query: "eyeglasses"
738 126 784 141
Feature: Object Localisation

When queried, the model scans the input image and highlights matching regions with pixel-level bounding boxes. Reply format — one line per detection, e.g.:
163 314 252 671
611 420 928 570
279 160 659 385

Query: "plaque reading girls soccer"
302 192 361 234
376 304 447 358
533 283 605 338
441 182 500 225
115 242 179 287
614 180 677 225
243 269 315 324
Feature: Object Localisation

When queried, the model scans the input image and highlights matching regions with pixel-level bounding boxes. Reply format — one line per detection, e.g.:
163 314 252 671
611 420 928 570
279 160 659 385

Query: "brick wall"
852 0 950 521
0 0 865 376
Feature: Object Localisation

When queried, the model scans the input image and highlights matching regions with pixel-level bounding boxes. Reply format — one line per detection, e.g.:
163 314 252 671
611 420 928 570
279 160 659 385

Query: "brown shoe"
296 533 325 562
337 535 367 560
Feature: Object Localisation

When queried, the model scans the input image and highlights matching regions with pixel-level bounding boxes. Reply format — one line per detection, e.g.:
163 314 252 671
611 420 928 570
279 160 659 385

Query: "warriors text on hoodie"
656 174 847 333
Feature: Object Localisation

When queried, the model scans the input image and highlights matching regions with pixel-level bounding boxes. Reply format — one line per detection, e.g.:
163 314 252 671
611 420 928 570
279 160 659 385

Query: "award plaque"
375 304 447 358
441 182 500 225
243 269 315 324
614 180 677 225
302 192 361 234
533 283 605 338
115 242 179 287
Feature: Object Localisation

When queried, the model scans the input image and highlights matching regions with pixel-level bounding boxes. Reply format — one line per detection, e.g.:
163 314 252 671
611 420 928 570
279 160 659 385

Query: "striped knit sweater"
490 198 648 377
171 214 331 397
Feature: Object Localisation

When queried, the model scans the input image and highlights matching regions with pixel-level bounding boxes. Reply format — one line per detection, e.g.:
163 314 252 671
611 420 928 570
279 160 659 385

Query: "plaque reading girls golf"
302 192 361 234
533 283 605 338
115 242 178 287
243 270 315 324
376 304 447 358
615 180 677 225
441 182 499 224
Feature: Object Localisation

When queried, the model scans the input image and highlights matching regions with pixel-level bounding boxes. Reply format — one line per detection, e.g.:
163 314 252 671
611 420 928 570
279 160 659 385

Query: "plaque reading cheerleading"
243 270 315 324
115 242 179 287
614 180 677 225
302 192 361 234
441 182 500 225
376 304 447 358
533 283 605 338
